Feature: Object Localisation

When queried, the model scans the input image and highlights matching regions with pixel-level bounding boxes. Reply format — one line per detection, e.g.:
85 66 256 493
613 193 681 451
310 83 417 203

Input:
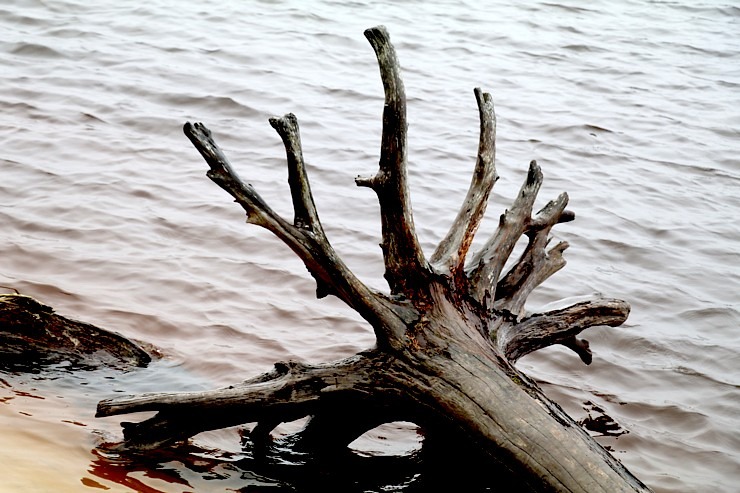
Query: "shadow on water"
579 400 629 440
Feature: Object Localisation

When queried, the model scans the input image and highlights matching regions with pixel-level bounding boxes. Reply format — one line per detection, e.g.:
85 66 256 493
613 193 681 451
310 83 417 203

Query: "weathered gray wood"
98 25 651 492
467 160 544 308
500 298 630 364
431 87 498 282
183 119 413 346
268 114 322 234
356 27 427 296
494 192 572 316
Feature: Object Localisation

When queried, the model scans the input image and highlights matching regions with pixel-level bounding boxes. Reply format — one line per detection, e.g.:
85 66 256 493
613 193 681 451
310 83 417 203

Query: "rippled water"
1 0 738 491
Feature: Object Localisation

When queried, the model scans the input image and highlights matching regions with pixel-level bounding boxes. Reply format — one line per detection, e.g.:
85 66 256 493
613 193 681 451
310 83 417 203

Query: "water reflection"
579 400 629 439
87 427 509 492
90 446 194 493
89 439 417 492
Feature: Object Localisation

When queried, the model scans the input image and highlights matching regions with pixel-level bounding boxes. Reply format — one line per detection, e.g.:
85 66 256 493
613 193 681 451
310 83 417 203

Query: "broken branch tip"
364 25 388 39
526 160 542 185
355 175 375 188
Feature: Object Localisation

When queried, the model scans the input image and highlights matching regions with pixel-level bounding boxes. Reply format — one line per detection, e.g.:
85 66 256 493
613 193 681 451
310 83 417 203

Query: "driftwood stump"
97 27 650 492
0 293 151 370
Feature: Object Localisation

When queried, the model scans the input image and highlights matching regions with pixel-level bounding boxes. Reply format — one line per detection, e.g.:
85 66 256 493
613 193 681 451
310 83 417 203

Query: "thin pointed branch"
357 26 427 296
431 88 498 282
269 113 323 234
493 193 574 316
467 160 543 308
500 298 631 364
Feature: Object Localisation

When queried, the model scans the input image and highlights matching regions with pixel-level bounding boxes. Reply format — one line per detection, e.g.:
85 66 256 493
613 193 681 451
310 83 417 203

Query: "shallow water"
1 0 738 491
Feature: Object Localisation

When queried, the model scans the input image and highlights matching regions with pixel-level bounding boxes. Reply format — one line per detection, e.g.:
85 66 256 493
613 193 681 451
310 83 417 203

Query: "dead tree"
97 27 651 492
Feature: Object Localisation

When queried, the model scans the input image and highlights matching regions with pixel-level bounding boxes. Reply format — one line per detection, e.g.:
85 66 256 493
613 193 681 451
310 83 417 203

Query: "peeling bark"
96 26 650 492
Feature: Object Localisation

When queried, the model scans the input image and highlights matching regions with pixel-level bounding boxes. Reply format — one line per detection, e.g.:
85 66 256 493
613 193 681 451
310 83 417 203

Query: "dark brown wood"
0 294 151 369
97 25 651 492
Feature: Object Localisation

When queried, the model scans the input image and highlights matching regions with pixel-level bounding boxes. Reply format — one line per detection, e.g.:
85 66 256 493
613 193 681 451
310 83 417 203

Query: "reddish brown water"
1 0 738 491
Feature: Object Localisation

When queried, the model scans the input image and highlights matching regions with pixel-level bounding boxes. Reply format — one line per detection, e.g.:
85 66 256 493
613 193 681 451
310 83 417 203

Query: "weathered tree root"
97 26 649 492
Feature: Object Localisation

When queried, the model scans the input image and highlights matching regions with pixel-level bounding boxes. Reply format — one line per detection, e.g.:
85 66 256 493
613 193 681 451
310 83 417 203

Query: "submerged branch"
97 354 389 450
0 294 151 370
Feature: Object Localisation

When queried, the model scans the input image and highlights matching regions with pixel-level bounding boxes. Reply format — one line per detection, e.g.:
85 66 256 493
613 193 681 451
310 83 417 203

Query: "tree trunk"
96 26 651 492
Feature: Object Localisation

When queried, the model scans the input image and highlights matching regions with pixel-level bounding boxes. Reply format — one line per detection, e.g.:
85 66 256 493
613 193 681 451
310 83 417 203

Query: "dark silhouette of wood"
96 26 651 492
0 293 151 369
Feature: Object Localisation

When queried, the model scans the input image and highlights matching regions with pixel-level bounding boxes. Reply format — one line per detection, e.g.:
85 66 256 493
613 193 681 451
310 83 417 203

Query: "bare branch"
431 88 498 281
493 193 572 316
467 160 543 307
360 26 427 296
96 354 386 450
91 25 645 491
500 298 631 364
269 113 323 233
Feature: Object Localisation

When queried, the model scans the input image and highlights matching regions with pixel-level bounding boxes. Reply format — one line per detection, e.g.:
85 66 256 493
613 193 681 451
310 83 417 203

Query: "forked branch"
93 25 645 492
184 122 407 338
494 192 573 316
467 160 543 307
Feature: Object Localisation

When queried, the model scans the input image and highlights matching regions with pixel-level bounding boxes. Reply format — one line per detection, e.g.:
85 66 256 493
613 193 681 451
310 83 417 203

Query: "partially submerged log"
97 27 651 492
0 293 151 370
